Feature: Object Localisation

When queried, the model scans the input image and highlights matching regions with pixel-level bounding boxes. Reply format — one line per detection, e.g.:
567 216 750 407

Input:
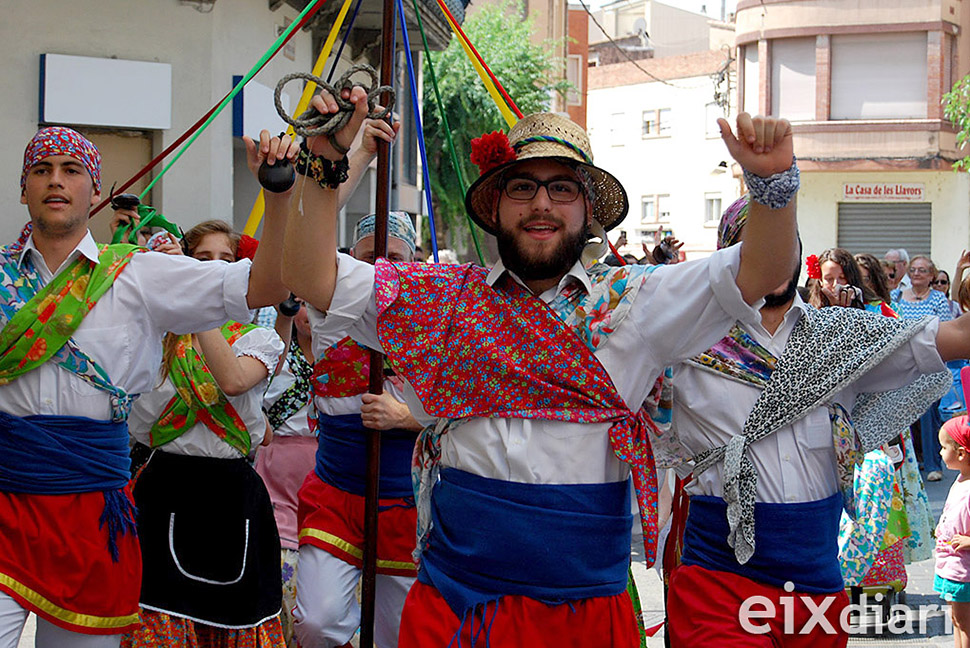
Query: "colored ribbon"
92 0 327 218
137 0 329 201
243 0 356 236
396 0 440 263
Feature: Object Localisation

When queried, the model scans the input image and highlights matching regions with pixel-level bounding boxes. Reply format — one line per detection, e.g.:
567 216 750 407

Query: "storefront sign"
842 182 924 201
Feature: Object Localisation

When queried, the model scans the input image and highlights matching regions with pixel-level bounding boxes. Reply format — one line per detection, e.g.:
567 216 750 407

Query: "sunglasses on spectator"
932 279 950 286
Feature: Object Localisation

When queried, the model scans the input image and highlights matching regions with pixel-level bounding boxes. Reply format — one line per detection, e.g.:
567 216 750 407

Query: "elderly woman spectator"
892 255 954 482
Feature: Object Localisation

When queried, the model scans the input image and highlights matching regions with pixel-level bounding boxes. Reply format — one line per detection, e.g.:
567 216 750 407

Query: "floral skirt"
280 548 299 648
122 609 287 648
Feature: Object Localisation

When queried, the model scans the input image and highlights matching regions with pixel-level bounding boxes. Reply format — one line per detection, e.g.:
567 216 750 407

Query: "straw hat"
464 113 629 236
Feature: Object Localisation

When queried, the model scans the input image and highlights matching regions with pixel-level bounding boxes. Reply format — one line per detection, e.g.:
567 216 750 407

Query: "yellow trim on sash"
298 528 416 572
0 571 140 629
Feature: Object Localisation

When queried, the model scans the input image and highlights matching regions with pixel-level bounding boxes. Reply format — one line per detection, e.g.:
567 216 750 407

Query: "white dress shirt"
672 294 945 504
129 327 283 459
0 232 255 421
308 246 760 486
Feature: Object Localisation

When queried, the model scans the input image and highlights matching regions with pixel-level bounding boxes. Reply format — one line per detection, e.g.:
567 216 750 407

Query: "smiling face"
20 155 100 238
491 159 591 283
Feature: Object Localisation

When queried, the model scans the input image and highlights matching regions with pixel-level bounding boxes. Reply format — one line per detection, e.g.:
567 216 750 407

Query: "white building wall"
587 76 738 260
0 0 312 243
797 170 970 271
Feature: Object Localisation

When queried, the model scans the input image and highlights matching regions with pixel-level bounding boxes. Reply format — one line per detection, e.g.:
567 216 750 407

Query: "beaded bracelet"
743 158 800 209
295 142 350 190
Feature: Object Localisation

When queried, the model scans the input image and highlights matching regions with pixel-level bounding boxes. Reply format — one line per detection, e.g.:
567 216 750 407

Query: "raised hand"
109 207 140 238
958 250 970 273
718 113 793 178
243 130 299 179
360 111 401 157
305 86 370 160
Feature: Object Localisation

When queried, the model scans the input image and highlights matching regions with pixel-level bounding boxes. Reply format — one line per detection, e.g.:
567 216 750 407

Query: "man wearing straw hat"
284 85 799 646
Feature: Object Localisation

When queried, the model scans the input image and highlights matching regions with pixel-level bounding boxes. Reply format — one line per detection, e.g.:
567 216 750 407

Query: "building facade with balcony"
587 49 737 259
736 0 970 264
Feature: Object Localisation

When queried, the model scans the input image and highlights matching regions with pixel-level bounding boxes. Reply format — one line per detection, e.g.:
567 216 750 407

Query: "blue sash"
682 493 843 594
418 468 632 622
315 413 416 499
0 411 136 560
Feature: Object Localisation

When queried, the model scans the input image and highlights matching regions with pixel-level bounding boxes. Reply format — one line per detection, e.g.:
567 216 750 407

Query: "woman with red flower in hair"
807 248 871 310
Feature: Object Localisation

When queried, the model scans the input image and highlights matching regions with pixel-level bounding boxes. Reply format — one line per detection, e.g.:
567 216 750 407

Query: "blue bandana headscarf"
353 211 416 253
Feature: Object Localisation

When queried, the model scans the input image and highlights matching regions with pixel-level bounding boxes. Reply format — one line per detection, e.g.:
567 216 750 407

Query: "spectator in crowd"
952 250 970 315
893 255 954 482
935 269 963 320
885 249 912 291
807 248 868 310
855 252 898 316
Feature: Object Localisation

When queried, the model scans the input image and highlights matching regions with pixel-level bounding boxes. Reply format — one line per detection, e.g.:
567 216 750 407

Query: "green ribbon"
110 204 181 245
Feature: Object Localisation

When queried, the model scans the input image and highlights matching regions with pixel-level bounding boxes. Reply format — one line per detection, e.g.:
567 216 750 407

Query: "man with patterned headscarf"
661 195 970 646
0 127 291 647
292 211 425 648
284 80 802 644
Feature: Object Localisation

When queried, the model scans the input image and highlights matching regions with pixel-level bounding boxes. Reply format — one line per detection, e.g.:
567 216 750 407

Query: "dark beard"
763 279 797 308
496 220 590 282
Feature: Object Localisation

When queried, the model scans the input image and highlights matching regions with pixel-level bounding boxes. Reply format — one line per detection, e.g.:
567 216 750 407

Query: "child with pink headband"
936 408 970 648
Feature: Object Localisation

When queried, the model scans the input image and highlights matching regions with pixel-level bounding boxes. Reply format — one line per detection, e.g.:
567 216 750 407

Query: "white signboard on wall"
843 182 925 201
40 54 171 129
232 78 291 141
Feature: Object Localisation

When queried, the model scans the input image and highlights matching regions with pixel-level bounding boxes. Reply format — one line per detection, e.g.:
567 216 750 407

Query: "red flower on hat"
470 131 516 176
806 254 822 280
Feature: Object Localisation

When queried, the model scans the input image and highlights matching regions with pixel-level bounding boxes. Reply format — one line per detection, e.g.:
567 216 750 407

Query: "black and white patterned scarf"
266 342 314 431
691 306 951 564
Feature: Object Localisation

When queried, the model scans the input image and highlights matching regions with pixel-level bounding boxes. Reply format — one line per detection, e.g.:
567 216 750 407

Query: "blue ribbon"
396 0 440 263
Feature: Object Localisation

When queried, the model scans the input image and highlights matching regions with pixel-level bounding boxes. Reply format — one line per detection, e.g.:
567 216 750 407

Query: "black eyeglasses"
932 279 950 286
503 177 582 203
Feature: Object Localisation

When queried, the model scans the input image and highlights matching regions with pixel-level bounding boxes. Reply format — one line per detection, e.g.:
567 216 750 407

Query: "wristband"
295 141 350 190
743 158 800 209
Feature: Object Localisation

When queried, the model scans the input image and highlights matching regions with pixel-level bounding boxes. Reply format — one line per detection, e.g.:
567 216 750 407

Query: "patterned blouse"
890 288 954 322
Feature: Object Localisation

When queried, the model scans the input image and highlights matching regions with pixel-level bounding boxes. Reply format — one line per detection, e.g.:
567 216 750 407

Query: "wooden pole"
359 0 396 643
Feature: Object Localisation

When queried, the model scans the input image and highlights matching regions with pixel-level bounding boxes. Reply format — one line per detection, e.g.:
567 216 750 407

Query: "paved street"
632 471 959 648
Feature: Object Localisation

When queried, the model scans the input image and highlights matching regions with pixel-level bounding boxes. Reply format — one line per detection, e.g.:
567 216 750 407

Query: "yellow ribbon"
243 0 357 236
435 0 517 128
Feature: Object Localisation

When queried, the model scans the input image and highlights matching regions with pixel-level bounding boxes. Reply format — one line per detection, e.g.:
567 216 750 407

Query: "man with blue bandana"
293 212 424 648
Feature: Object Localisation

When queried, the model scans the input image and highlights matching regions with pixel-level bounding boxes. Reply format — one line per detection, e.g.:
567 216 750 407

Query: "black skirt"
133 451 282 628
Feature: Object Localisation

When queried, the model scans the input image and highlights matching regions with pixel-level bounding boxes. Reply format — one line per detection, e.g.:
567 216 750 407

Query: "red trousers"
398 581 640 648
667 565 849 648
